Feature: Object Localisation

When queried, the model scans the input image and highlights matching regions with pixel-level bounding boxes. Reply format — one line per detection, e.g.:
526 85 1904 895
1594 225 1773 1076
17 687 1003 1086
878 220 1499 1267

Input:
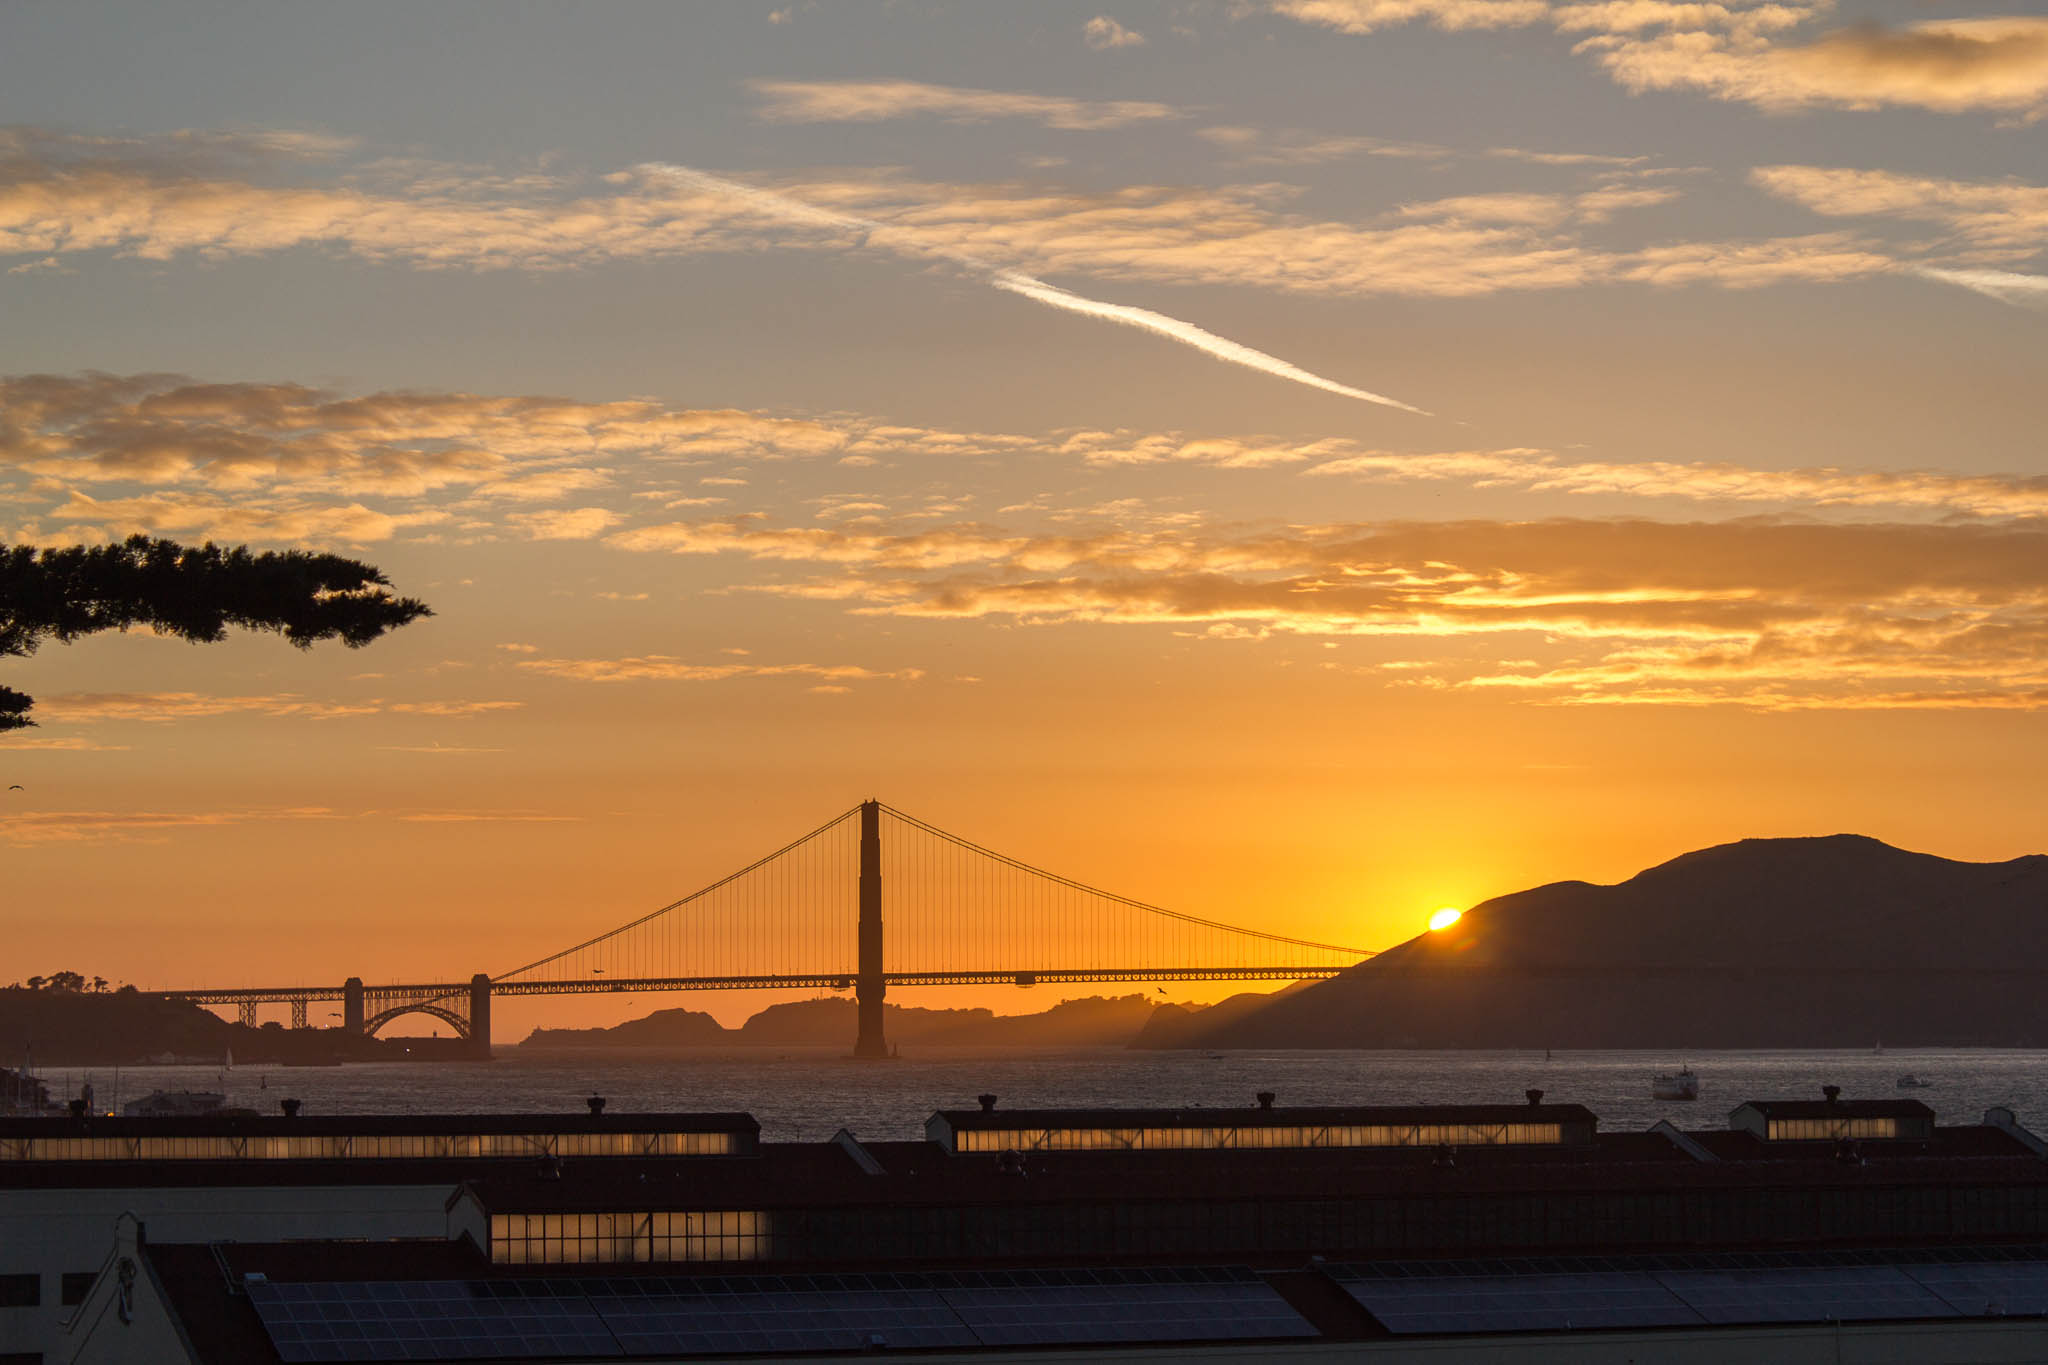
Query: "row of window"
951 1122 1564 1153
470 1178 2048 1270
0 1130 736 1162
0 1272 91 1309
1765 1118 1900 1141
488 1211 772 1265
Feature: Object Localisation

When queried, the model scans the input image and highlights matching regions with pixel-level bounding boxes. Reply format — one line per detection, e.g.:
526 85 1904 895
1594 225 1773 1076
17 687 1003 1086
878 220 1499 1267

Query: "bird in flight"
6 785 20 791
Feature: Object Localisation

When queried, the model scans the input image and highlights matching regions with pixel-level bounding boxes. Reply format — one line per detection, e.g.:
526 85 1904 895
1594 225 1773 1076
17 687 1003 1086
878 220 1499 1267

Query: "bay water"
56 1047 2048 1143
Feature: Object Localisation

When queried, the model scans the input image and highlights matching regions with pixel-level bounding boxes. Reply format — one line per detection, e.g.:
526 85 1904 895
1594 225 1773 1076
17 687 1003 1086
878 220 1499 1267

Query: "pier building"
5 1091 2047 1362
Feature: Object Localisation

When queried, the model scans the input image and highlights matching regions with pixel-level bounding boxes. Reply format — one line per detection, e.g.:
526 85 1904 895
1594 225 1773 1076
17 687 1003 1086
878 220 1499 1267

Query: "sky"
2 1 2046 1040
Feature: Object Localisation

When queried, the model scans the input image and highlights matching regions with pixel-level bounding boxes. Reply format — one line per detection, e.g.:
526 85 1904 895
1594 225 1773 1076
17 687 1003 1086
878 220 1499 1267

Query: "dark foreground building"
7 1091 2048 1362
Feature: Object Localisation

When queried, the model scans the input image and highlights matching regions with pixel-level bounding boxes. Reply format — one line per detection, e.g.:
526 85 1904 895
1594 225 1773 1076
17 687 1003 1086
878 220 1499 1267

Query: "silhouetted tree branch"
1 536 432 733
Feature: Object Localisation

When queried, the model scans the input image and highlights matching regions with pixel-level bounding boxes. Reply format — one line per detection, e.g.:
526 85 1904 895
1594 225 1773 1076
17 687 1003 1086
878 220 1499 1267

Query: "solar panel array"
248 1265 1313 1361
1335 1246 2048 1336
937 1265 1317 1347
247 1281 618 1362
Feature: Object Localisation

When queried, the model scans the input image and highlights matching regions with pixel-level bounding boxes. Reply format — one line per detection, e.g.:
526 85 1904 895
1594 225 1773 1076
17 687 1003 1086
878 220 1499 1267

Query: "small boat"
1896 1075 1933 1090
1653 1068 1700 1101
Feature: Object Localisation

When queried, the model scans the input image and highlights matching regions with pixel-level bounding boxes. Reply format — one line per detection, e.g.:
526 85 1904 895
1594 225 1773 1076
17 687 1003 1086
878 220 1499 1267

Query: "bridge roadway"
163 965 1345 1007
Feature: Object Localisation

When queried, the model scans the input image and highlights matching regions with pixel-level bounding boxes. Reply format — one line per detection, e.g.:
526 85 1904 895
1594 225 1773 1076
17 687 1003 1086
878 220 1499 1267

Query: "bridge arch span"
362 1003 471 1039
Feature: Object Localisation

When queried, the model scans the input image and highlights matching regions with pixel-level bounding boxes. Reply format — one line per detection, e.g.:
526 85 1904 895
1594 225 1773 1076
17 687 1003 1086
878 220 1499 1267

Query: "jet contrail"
990 270 1429 415
1918 267 2048 311
645 163 1430 417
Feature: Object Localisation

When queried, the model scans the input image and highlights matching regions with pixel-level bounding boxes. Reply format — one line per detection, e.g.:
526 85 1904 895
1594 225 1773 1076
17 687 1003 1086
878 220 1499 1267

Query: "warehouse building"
6 1091 2047 1362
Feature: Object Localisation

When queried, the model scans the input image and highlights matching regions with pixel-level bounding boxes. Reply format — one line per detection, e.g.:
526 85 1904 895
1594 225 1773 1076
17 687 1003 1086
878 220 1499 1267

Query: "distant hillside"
519 994 1175 1050
1140 835 2048 1050
0 986 438 1065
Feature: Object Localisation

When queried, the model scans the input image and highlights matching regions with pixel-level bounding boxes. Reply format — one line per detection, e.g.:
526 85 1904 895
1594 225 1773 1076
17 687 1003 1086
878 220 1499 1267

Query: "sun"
1427 906 1464 932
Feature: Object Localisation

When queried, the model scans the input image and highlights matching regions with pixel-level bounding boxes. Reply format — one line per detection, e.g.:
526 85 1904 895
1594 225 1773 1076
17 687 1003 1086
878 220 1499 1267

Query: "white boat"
1653 1068 1699 1101
1896 1075 1933 1090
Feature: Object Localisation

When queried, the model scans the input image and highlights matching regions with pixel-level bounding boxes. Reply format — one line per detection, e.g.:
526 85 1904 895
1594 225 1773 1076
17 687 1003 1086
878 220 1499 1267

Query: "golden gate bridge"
160 801 1376 1057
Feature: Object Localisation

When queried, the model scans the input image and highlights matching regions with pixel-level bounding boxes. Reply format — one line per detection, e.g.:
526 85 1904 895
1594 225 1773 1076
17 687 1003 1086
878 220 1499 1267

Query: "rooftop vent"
1823 1085 1842 1105
1526 1089 1544 1107
977 1093 997 1113
587 1096 607 1116
280 1098 302 1119
1256 1091 1276 1110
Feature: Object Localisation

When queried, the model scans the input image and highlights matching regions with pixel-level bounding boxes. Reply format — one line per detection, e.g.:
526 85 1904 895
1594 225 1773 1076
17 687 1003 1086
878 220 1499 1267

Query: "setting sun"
1428 907 1464 932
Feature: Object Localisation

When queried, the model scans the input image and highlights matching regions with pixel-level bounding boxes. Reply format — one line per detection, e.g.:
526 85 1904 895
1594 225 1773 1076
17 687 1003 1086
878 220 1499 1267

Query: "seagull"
6 785 20 791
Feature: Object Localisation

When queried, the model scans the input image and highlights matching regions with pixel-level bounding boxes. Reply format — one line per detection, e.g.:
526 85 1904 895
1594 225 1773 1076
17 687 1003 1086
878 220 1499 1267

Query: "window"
59 1273 95 1307
0 1274 38 1307
953 1121 1563 1153
487 1210 774 1265
1767 1117 1899 1141
0 1128 735 1162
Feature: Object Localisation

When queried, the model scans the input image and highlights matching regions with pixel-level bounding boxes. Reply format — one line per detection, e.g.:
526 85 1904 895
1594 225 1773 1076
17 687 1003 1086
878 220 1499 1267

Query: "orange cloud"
37 693 520 723
746 79 1181 128
0 134 1900 299
683 516 2048 710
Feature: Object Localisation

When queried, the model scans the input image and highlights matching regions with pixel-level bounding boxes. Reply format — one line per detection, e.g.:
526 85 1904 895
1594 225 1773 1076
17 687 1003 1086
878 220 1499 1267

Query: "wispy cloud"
747 78 1179 129
1084 16 1147 49
36 692 520 723
0 806 341 846
1593 16 2048 116
610 512 2048 711
1753 164 2048 255
0 132 1901 303
517 655 925 685
1275 2 2048 116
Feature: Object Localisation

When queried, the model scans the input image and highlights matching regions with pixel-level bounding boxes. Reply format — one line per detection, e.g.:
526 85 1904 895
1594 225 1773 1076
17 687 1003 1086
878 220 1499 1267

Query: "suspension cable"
878 802 1373 957
493 803 865 983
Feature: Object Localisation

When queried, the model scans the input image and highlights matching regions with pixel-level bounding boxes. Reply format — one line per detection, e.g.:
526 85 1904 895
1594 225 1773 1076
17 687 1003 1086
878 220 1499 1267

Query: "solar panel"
248 1266 1315 1359
1651 1265 1957 1326
248 1281 622 1362
1905 1263 2048 1318
585 1272 976 1353
1335 1268 1703 1334
937 1265 1315 1346
1333 1251 2048 1337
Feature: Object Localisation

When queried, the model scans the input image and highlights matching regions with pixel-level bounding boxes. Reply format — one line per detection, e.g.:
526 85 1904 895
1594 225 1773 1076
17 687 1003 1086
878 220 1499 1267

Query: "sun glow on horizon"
1428 907 1464 932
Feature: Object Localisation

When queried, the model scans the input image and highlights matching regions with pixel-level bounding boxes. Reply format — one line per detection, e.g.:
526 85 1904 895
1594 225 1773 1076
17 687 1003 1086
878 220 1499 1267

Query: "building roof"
1732 1100 1936 1120
460 1126 2046 1217
933 1102 1598 1130
0 1109 758 1140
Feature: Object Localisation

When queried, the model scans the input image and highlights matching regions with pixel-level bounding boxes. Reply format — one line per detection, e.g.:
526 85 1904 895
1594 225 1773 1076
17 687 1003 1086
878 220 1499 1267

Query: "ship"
1653 1068 1700 1101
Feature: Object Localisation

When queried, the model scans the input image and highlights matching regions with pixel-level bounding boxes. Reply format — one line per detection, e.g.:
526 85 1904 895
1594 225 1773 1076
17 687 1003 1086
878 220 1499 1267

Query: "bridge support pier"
290 998 307 1030
238 1000 257 1029
469 974 492 1059
854 799 889 1058
343 977 364 1034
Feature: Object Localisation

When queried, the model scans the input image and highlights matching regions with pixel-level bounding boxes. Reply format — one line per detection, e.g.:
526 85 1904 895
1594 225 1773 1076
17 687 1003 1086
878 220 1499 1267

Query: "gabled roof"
1732 1100 1934 1120
934 1103 1597 1130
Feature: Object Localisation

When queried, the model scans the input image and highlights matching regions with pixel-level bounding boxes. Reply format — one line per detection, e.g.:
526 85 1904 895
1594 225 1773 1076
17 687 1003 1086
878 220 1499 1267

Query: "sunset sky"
4 1 2046 1039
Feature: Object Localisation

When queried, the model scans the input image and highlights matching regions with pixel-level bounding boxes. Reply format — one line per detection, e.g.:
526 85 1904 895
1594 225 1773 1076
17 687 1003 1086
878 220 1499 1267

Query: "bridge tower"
469 973 492 1059
854 798 889 1058
343 977 364 1034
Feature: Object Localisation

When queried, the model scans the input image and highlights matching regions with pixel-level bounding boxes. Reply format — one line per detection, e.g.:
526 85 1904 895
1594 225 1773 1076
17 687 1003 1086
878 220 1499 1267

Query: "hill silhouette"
0 985 461 1066
519 994 1172 1050
1141 835 2048 1050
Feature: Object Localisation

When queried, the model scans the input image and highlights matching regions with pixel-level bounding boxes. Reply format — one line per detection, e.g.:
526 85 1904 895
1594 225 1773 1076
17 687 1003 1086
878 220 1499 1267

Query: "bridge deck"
162 966 1348 1004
